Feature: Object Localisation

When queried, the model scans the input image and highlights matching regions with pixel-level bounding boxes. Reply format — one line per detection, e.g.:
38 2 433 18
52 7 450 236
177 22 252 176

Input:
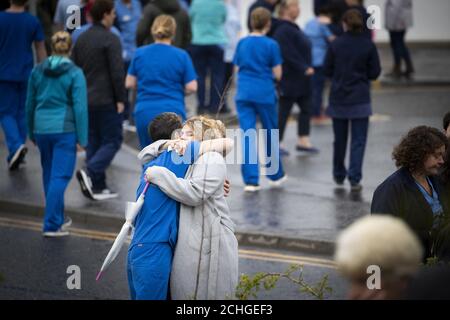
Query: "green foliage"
235 264 333 300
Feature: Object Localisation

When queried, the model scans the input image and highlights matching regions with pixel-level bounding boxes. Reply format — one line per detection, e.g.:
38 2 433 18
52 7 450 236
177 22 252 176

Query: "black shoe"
296 145 320 154
76 169 95 200
334 178 344 186
8 145 27 171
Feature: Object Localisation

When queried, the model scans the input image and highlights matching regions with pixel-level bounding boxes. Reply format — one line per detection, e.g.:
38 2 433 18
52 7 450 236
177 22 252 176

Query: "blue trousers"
127 242 173 300
35 133 77 232
332 118 369 184
389 31 412 66
236 100 285 185
190 44 225 113
0 81 27 162
134 106 186 149
311 67 326 117
86 109 122 190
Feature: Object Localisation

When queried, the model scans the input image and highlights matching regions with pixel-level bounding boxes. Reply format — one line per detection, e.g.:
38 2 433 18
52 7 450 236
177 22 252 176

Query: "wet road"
0 213 347 300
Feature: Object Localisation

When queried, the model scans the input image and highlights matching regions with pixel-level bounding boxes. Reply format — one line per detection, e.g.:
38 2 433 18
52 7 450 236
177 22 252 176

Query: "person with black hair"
443 111 450 138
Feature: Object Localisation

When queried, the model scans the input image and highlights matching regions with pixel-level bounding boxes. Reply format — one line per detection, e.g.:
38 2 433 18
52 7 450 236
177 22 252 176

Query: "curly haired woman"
371 126 448 260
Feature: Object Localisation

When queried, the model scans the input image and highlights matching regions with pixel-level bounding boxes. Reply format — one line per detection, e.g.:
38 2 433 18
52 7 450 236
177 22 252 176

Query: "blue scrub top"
128 43 197 114
233 35 282 105
114 0 141 62
304 18 332 67
0 11 44 82
130 141 200 250
415 177 444 217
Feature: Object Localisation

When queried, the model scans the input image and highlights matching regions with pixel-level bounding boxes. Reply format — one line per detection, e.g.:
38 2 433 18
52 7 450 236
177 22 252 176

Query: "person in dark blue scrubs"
127 113 200 300
324 9 380 191
233 7 286 192
0 0 47 170
125 14 197 149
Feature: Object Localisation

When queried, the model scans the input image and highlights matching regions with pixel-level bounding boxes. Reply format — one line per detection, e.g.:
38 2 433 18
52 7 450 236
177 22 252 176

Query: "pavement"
0 45 449 256
376 44 450 87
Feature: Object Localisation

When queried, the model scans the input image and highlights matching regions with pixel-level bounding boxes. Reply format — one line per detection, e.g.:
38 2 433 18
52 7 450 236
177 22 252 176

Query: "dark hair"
441 146 450 185
250 7 272 31
443 112 450 131
90 0 114 23
392 126 448 173
317 5 333 16
148 112 183 142
10 0 28 6
342 9 364 33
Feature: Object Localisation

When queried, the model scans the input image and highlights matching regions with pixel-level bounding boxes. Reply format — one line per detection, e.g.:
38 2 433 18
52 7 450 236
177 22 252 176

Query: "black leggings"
278 95 312 142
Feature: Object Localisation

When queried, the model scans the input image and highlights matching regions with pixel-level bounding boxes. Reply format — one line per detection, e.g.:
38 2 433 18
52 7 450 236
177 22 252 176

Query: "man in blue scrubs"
0 0 47 170
127 112 200 300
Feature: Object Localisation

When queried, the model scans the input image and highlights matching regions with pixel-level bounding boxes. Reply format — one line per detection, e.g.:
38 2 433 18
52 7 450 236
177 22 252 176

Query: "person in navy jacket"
371 126 448 260
324 9 380 191
273 0 318 155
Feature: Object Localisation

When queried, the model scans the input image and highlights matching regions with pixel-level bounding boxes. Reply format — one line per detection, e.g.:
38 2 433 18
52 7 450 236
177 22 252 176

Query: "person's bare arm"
34 41 47 63
125 74 137 90
184 79 197 95
272 65 282 82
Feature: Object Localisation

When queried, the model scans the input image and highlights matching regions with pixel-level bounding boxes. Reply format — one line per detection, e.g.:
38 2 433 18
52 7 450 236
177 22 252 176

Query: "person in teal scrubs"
125 14 197 149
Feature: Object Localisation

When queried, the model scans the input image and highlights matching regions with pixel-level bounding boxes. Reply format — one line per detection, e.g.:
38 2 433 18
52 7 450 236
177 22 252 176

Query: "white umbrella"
96 182 150 281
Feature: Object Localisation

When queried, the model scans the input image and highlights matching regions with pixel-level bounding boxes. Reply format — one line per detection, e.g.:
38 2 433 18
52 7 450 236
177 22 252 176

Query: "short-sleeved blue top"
233 35 282 105
130 141 200 250
0 11 44 82
304 18 332 67
128 43 197 114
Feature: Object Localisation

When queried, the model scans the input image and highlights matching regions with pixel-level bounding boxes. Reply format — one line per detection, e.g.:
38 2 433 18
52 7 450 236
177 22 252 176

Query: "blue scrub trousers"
311 67 326 117
0 81 27 162
332 117 369 184
35 133 77 232
189 44 225 113
236 100 285 185
127 242 173 300
134 104 186 149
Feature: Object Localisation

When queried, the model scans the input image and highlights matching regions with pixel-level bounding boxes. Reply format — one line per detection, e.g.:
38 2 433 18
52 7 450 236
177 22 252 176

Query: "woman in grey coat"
140 116 239 300
385 0 414 78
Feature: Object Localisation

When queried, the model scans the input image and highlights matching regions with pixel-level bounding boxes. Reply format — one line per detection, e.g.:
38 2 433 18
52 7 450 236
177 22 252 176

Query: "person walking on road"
273 0 319 156
0 0 47 171
26 31 88 237
189 0 227 114
72 0 126 201
385 0 414 78
324 9 381 191
125 15 197 149
233 7 287 192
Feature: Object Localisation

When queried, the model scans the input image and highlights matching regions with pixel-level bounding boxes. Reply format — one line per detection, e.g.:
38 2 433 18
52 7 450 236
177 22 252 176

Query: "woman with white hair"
335 215 423 299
